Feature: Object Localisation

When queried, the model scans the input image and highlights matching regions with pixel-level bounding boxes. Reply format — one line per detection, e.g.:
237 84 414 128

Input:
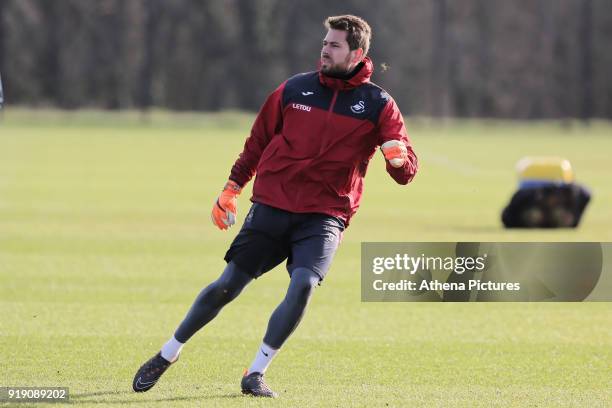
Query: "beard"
321 63 350 76
320 55 352 76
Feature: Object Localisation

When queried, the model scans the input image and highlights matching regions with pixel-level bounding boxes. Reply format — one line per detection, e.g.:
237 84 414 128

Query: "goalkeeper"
132 14 418 398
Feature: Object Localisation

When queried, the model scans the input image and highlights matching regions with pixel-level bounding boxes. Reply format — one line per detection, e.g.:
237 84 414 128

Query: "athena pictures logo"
361 242 608 302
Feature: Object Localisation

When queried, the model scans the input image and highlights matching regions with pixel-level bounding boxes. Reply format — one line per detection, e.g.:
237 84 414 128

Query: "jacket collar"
318 57 373 90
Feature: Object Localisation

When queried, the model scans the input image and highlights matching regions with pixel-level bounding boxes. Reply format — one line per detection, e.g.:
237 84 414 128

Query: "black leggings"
264 267 320 349
174 262 319 349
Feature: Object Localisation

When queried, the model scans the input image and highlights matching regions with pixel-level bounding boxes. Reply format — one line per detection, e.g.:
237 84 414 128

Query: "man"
132 14 417 398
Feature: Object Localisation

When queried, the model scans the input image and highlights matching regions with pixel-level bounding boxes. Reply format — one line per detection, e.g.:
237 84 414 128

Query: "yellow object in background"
516 157 575 184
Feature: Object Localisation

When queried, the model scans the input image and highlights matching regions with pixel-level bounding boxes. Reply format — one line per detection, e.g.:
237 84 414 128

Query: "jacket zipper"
327 90 338 121
318 89 339 156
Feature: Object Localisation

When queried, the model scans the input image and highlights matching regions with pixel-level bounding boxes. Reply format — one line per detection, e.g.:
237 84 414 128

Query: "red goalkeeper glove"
381 140 408 168
211 180 242 230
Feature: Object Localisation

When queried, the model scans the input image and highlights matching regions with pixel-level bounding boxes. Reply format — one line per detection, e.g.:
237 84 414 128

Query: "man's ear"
350 48 364 64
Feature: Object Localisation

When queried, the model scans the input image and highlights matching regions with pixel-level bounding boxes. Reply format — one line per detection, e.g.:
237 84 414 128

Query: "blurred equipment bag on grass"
502 157 591 228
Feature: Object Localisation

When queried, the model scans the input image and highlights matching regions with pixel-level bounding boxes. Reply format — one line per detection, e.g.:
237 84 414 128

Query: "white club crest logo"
350 100 366 114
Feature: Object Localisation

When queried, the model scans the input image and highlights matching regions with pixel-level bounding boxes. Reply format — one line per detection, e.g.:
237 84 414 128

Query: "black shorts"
224 202 345 281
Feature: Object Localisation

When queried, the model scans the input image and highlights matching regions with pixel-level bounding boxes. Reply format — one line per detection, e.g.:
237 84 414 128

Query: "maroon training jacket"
229 57 418 226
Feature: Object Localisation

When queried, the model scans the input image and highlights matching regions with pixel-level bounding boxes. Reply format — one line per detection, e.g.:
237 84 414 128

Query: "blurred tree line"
1 0 611 119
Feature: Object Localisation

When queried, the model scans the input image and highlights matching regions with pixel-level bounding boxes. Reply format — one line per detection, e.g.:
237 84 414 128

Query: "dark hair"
324 15 371 56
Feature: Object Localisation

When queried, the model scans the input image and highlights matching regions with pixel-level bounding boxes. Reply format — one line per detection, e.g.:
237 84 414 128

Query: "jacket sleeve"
377 98 418 185
229 82 286 187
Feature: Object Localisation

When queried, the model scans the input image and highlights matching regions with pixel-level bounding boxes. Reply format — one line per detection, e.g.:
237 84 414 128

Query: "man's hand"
211 180 242 230
381 140 408 168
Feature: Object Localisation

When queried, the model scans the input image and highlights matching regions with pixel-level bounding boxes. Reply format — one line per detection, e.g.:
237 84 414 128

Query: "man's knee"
202 262 252 307
287 267 320 304
204 281 237 306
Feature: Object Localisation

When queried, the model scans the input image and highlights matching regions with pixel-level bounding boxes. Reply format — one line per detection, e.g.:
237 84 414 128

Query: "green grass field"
1 109 610 407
